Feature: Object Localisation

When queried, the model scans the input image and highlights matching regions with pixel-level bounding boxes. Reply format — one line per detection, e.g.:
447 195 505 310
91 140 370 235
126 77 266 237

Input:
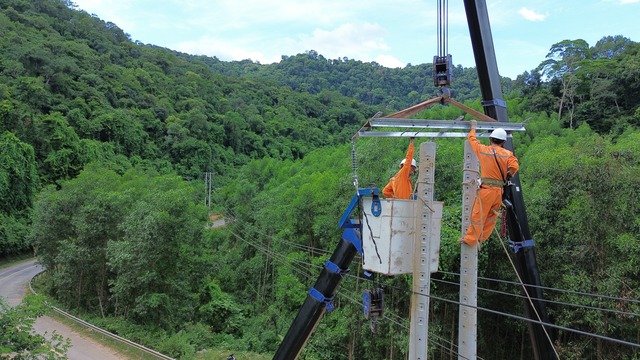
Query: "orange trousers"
462 186 503 247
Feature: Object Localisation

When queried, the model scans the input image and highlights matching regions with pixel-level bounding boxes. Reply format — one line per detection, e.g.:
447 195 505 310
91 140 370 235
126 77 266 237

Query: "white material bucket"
361 198 442 275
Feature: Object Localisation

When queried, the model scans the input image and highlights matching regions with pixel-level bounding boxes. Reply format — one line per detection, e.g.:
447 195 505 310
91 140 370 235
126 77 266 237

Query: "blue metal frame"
337 187 381 256
508 239 535 253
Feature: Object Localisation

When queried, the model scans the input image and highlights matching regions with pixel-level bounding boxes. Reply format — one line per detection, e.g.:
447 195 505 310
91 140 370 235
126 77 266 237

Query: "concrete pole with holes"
458 140 479 359
409 141 440 360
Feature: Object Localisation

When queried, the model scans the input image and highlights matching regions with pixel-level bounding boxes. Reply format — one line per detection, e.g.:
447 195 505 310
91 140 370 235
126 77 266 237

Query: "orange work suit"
461 129 519 247
382 141 415 199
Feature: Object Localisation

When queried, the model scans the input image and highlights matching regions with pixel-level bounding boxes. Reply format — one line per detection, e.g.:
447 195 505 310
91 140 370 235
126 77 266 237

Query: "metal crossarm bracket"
356 118 526 138
482 98 507 108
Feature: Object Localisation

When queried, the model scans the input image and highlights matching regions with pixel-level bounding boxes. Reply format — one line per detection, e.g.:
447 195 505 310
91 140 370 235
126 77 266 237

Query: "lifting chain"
351 138 359 191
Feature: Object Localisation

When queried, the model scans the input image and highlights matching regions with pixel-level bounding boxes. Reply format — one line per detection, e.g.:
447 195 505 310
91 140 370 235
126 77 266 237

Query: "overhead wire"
339 293 468 359
231 225 424 355
227 229 321 284
367 271 639 321
328 283 477 360
347 275 476 356
221 208 333 257
254 218 637 350
343 274 481 359
438 270 640 306
346 272 640 350
229 218 478 358
424 289 640 349
431 277 640 319
220 212 640 352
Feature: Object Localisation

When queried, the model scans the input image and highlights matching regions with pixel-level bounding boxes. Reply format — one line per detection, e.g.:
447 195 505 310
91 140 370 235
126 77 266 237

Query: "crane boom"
463 1 556 358
272 189 378 360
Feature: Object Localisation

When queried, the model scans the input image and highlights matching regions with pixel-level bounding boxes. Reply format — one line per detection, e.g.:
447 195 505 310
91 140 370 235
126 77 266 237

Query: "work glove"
470 120 477 130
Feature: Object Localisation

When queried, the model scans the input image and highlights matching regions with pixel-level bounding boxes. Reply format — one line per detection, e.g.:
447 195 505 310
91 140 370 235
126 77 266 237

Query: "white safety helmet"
490 128 507 141
400 158 417 168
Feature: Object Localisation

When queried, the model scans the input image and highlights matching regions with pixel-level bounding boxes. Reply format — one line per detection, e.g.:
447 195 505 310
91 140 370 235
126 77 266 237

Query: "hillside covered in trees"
1 0 640 359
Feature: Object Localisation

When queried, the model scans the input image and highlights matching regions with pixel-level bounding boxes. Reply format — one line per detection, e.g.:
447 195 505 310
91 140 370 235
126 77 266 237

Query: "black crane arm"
463 1 556 358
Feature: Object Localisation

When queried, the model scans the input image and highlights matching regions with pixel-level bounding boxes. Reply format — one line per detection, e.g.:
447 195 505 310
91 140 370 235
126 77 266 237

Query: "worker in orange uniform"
382 137 416 199
460 120 519 248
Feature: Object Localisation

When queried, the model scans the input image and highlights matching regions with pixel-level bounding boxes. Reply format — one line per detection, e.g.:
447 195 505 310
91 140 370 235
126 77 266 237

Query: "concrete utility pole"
458 140 479 359
409 142 441 359
204 172 212 208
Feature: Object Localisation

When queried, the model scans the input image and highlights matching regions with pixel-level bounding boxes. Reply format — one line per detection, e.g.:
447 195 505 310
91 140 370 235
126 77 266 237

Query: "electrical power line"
222 209 333 256
431 277 640 319
220 214 640 353
438 270 640 306
345 271 640 350
231 224 478 358
225 207 639 310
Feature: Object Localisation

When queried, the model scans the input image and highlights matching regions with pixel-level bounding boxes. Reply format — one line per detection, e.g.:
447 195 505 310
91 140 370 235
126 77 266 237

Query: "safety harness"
480 148 508 188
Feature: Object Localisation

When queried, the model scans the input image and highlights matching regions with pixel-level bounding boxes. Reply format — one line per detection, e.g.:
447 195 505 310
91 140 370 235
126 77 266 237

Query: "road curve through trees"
0 259 129 360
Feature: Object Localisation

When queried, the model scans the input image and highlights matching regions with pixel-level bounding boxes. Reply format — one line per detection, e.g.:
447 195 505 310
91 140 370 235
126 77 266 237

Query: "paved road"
0 259 128 359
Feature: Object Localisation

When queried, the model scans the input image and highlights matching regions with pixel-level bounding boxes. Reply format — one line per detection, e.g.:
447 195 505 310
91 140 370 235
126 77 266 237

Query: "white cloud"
518 8 546 21
176 38 281 64
286 23 388 60
175 22 392 65
308 23 388 50
375 54 405 68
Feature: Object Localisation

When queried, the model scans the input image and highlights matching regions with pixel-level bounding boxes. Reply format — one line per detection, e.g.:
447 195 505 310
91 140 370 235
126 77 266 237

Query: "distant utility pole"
204 172 212 208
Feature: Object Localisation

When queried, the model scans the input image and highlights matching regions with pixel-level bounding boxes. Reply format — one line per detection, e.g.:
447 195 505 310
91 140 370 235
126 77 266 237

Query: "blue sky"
70 0 639 79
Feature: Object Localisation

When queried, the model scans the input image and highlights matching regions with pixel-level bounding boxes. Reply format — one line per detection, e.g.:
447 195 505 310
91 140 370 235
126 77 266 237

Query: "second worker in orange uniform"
382 137 416 199
460 120 519 248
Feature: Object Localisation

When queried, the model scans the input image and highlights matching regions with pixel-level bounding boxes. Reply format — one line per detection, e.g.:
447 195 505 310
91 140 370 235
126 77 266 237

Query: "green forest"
1 0 639 359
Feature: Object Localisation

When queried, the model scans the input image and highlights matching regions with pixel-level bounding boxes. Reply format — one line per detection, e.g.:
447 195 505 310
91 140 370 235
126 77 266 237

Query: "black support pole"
272 229 360 360
463 1 556 359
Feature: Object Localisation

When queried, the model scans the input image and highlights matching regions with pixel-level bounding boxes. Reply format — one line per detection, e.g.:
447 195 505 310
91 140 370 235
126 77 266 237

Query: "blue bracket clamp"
342 227 363 255
325 260 349 277
370 195 381 217
309 287 335 312
508 239 535 253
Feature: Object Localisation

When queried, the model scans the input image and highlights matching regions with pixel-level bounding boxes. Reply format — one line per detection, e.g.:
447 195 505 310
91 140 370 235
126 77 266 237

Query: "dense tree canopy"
510 35 640 134
1 0 639 359
0 131 36 256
